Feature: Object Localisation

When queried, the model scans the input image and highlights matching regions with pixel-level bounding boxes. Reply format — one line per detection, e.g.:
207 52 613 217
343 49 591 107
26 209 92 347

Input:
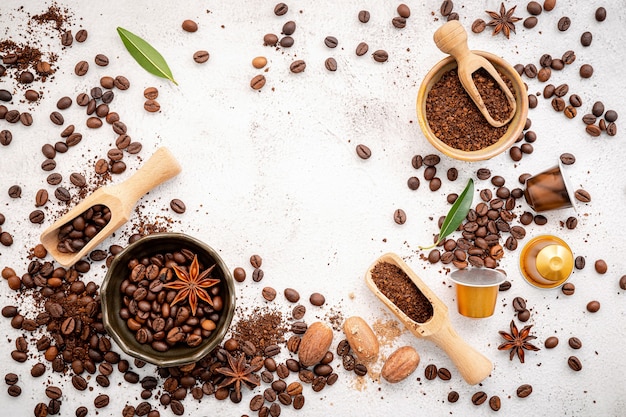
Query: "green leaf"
420 178 474 250
117 27 178 85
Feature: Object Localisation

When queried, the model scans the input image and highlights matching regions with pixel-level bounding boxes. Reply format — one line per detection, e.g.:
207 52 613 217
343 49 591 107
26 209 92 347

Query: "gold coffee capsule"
519 235 574 289
450 268 506 318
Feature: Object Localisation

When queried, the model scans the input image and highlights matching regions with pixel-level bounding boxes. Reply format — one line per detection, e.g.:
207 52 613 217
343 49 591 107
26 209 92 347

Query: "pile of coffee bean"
426 169 534 269
119 249 223 351
56 205 111 253
582 101 618 137
512 296 531 322
391 3 411 29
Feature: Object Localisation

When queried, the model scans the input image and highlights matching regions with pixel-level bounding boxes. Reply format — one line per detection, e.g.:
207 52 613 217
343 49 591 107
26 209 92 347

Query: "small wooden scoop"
40 147 182 267
365 253 492 385
433 20 516 127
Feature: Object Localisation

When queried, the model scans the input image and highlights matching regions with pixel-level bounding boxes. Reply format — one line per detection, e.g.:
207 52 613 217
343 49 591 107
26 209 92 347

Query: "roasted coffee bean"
587 300 600 312
523 64 537 78
567 356 582 371
193 50 209 64
471 19 486 33
354 363 367 376
564 105 577 119
263 33 278 46
512 296 526 312
586 124 601 137
19 112 33 126
356 144 371 159
357 9 371 23
591 101 605 117
112 75 129 90
75 60 89 76
250 74 266 90
72 374 88 391
169 198 186 214
476 168 491 180
544 336 559 349
5 109 19 123
499 280 511 291
0 130 11 146
290 60 306 73
619 275 626 290
355 42 368 56
605 110 618 122
29 210 45 224
279 36 294 48
324 57 337 72
45 386 62 400
25 89 40 102
595 7 607 22
564 216 578 230
560 152 575 165
561 282 576 295
0 89 12 102
523 16 537 28
54 187 71 202
424 364 437 380
8 384 21 397
440 0 454 16
568 337 582 349
274 2 288 16
580 31 593 47
437 367 451 380
488 395 501 411
393 209 406 225
472 391 487 405
322 36 339 49
579 64 593 78
574 189 591 203
429 178 442 191
392 17 406 29
607 122 617 136
557 16 571 31
372 50 388 63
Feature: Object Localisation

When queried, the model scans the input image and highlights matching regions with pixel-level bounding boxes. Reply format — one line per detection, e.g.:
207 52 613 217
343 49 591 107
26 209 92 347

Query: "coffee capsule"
519 235 574 289
450 268 506 318
524 161 576 212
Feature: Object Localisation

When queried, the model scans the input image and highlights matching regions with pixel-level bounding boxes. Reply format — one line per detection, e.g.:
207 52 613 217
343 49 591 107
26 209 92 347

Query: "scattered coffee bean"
290 60 306 73
557 16 571 31
568 356 582 371
560 152 575 165
182 19 198 32
471 391 487 406
233 267 246 282
580 31 592 47
170 199 186 214
274 3 288 16
356 42 369 56
193 50 209 64
472 19 486 33
309 292 325 306
324 57 337 72
489 395 501 411
75 29 88 42
250 75 266 90
358 10 370 23
619 275 626 290
579 64 593 78
595 7 607 22
561 282 575 295
586 300 600 312
393 209 406 225
524 16 538 29
574 189 591 203
356 144 371 159
392 17 406 28
545 336 559 348
568 337 582 349
517 384 533 398
372 50 388 63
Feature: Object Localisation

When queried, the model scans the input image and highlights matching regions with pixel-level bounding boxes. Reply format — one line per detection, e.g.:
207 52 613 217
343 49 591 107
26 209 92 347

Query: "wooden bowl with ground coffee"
416 51 528 161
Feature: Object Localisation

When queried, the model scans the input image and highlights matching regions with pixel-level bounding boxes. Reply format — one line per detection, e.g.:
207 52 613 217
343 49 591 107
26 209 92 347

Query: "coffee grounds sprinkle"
370 261 434 323
425 68 514 151
231 308 286 352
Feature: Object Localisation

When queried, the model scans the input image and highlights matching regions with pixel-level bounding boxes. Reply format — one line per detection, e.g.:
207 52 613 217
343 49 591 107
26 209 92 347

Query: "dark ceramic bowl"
100 233 235 367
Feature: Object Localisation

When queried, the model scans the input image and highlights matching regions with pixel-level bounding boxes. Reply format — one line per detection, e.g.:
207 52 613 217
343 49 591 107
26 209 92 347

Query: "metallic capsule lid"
535 244 574 282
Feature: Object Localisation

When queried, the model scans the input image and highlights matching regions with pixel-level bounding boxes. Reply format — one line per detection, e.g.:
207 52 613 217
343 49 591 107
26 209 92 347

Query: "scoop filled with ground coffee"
365 252 492 385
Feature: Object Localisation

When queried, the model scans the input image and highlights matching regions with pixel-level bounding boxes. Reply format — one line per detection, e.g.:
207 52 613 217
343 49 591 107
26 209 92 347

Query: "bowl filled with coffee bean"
100 232 236 367
416 23 528 161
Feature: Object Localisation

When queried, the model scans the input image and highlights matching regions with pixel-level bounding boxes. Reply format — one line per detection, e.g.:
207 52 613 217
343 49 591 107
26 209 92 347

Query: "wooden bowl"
100 232 236 367
416 52 528 161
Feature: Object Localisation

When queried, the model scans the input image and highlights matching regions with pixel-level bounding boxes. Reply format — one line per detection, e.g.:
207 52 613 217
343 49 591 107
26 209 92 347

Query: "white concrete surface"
0 1 625 416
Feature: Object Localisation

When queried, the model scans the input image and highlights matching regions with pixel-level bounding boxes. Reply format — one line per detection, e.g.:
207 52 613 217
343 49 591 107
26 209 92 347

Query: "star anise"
163 255 220 316
498 320 540 363
216 353 260 397
486 3 522 39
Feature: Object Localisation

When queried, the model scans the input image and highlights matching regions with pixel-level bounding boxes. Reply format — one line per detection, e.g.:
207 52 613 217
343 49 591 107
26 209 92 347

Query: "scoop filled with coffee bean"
40 147 181 267
433 20 516 127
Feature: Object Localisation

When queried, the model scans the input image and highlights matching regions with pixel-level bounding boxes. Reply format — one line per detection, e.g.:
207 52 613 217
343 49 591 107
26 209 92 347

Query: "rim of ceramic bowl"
100 232 236 367
416 51 529 162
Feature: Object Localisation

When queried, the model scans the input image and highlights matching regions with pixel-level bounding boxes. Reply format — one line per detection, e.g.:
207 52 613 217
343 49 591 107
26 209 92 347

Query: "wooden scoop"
433 20 516 127
40 147 182 267
365 253 492 385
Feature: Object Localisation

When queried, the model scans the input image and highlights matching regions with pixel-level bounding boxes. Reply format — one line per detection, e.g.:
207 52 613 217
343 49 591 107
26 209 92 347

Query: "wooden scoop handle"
109 147 182 211
434 20 516 128
425 319 493 385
